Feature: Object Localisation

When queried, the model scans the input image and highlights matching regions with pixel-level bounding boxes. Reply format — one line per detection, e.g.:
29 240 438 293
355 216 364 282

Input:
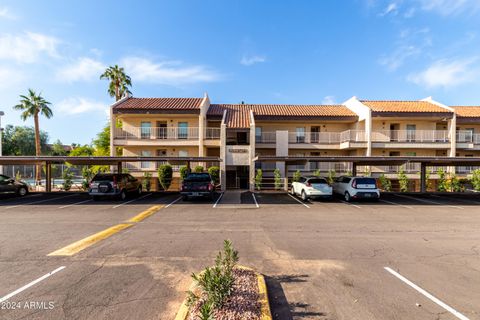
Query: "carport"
0 156 221 192
254 156 480 192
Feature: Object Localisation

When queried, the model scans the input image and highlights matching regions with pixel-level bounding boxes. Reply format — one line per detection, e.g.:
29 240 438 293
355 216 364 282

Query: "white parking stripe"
431 194 480 205
112 193 152 208
384 267 470 320
287 193 310 208
394 194 463 209
379 199 413 209
59 199 92 209
165 196 183 208
0 266 66 303
251 193 259 208
340 200 361 208
4 194 78 209
213 192 224 208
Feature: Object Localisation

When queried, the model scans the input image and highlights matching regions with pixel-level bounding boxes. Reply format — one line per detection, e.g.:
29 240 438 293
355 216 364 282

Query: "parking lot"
0 191 479 320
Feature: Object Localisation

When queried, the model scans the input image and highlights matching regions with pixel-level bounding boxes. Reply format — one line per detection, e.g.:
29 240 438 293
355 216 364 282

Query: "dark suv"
181 173 215 200
0 174 29 196
88 173 142 200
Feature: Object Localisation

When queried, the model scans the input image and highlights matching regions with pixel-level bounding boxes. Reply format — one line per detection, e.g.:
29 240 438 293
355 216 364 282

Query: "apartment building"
110 94 480 191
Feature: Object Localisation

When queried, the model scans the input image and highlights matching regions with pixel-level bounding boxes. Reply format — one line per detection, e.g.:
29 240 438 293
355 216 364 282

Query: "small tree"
450 174 461 192
398 167 409 192
158 164 173 191
378 173 392 192
62 167 73 191
471 169 480 191
194 165 204 173
179 166 189 180
327 169 336 185
143 172 152 192
437 168 448 192
425 168 432 191
255 169 262 191
313 169 321 177
208 166 220 184
292 170 301 183
274 168 282 190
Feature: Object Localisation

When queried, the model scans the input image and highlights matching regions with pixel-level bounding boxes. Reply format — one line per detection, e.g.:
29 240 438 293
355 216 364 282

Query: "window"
178 122 188 139
140 122 151 139
179 150 189 157
406 124 416 141
141 150 152 169
296 127 305 143
255 127 262 142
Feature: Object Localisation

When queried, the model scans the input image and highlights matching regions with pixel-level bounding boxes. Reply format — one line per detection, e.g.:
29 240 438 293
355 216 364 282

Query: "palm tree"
14 89 53 184
100 65 132 101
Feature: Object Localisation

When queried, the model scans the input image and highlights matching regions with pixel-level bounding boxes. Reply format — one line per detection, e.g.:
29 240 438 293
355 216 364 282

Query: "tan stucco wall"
255 121 354 133
118 114 200 129
371 119 445 131
122 146 200 157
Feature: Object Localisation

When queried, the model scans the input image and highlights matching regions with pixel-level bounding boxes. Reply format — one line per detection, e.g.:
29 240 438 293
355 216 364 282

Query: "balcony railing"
114 127 221 140
288 132 342 144
340 130 368 143
457 131 480 144
371 130 449 142
256 132 277 143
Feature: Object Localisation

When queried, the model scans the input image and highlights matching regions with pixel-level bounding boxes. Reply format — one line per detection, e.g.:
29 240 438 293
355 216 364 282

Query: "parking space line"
3 194 79 209
59 199 92 209
111 193 152 209
394 194 463 209
213 192 224 208
287 193 310 208
48 224 133 256
431 194 480 205
340 200 361 208
165 196 183 208
379 199 413 209
251 193 259 208
126 205 164 223
384 267 470 320
0 266 66 303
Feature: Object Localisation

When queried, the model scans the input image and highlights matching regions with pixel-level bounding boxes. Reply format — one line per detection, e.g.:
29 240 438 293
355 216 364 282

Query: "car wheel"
92 196 100 201
119 190 127 201
182 195 189 201
17 187 28 196
301 190 308 201
137 187 142 196
344 192 351 202
290 187 295 196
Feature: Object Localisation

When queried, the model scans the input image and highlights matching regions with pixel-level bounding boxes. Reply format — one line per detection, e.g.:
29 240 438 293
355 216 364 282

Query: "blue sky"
1 0 480 144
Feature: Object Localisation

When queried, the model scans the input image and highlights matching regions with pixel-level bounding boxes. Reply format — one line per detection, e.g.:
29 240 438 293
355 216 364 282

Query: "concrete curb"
174 266 272 320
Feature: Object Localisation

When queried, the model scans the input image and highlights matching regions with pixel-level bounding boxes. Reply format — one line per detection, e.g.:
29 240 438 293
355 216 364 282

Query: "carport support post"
352 163 357 176
46 162 52 193
117 162 122 174
420 162 426 193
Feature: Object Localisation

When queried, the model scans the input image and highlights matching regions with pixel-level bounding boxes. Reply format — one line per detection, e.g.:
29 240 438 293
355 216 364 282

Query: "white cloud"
121 56 221 85
56 97 108 115
0 32 59 63
322 96 336 105
379 45 422 71
416 0 480 15
240 54 266 66
381 2 399 16
408 58 479 88
56 57 105 82
0 7 16 20
0 66 24 88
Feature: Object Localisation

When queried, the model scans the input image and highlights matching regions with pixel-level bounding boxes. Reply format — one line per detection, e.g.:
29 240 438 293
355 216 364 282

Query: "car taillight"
113 176 118 188
89 182 93 188
208 183 213 191
181 182 185 191
306 182 312 187
351 180 357 188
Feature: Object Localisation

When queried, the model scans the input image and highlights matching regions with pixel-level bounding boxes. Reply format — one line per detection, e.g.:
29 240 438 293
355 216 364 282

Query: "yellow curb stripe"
257 272 273 320
126 205 164 223
47 223 133 256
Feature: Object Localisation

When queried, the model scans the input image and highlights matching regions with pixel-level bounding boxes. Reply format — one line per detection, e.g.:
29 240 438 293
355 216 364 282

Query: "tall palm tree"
100 65 132 101
14 89 53 184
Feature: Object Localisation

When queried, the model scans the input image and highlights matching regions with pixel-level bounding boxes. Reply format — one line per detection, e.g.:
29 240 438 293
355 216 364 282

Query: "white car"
332 176 380 202
291 177 333 201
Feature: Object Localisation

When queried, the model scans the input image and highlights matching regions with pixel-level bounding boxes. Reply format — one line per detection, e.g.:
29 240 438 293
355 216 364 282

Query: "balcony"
371 130 449 143
113 127 220 145
456 131 480 149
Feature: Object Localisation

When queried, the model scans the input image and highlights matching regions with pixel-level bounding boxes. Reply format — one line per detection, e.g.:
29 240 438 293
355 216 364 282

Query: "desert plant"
471 169 480 191
313 169 321 177
437 168 448 192
292 170 301 183
208 166 220 184
425 168 432 191
143 172 152 192
62 167 73 191
158 164 173 191
378 173 392 192
327 169 336 185
179 166 189 180
194 165 204 173
274 168 282 190
255 169 262 191
450 174 461 192
15 171 22 181
398 167 409 192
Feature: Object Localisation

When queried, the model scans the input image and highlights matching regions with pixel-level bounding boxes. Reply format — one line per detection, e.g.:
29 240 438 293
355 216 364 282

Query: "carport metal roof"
0 156 221 165
254 156 480 166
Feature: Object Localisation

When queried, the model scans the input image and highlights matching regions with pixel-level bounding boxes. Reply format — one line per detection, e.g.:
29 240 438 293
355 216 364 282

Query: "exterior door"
296 127 305 143
156 121 167 139
140 122 152 139
311 126 320 143
141 150 152 169
178 122 188 139
406 124 416 142
390 123 400 141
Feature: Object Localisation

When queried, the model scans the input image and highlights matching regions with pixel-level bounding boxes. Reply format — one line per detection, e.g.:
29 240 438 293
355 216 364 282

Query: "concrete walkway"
215 190 258 208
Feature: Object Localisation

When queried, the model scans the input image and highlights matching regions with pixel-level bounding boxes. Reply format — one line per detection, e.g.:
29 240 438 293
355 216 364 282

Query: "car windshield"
92 174 117 182
308 178 328 184
184 174 211 182
355 178 376 185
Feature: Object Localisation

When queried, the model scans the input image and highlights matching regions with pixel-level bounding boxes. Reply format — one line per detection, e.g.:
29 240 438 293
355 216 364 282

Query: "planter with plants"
175 240 272 320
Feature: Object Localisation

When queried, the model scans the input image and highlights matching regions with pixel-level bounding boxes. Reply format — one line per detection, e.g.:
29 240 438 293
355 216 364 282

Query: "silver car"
332 176 380 202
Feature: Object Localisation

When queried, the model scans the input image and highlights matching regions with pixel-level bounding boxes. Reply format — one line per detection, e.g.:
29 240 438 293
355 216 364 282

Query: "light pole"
0 111 4 175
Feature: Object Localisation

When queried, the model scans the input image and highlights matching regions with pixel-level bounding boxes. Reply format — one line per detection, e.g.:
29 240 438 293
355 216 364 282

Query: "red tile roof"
451 106 480 118
113 97 204 111
361 100 450 113
208 104 357 128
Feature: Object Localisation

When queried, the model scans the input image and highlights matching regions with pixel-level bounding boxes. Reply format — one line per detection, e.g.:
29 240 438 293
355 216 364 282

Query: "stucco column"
249 120 256 192
448 115 456 175
276 131 289 179
220 123 227 191
110 109 116 157
198 114 205 157
365 111 372 157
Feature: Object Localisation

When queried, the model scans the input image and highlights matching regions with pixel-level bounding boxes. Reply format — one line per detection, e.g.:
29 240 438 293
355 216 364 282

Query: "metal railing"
114 127 221 140
205 127 221 140
287 132 341 144
340 130 368 143
371 130 449 142
457 131 480 144
256 132 277 143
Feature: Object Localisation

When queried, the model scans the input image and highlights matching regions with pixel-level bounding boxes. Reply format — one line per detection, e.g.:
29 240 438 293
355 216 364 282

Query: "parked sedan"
88 173 142 200
291 176 333 201
332 176 380 202
0 174 29 196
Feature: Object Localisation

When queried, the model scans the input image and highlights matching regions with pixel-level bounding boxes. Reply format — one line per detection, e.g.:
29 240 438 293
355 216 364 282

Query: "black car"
0 174 29 196
88 173 142 200
181 173 215 200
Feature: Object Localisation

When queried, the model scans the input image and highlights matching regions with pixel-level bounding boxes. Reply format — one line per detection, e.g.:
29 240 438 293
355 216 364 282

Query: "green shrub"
378 174 392 192
142 172 152 192
398 167 409 192
179 166 189 180
450 174 461 192
274 168 282 190
255 169 262 191
471 169 480 191
158 164 173 191
62 167 73 191
313 169 321 177
292 170 301 183
194 165 204 173
327 169 336 185
437 168 448 192
425 168 432 191
208 166 220 184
